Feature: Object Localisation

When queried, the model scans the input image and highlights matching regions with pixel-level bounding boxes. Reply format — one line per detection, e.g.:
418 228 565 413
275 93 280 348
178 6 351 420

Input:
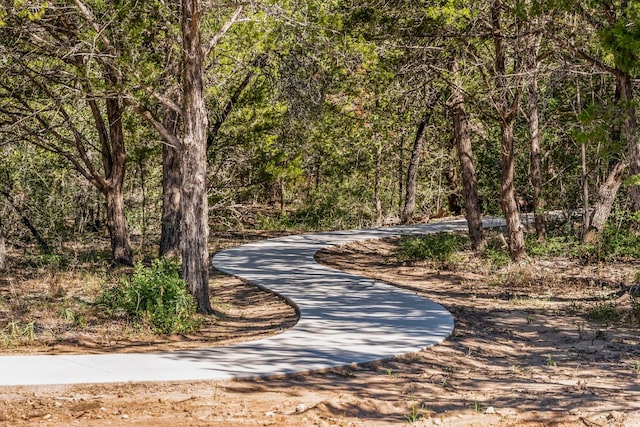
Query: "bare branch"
128 99 183 150
204 5 244 58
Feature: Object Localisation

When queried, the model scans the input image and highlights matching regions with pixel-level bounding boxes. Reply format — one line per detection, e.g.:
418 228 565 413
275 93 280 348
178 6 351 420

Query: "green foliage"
630 294 640 323
97 259 201 334
0 321 35 346
588 302 621 323
481 236 510 268
598 1 640 74
526 213 640 262
397 233 468 263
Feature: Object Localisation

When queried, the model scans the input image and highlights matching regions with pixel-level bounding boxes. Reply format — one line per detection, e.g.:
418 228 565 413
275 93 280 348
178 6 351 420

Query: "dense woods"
1 0 639 310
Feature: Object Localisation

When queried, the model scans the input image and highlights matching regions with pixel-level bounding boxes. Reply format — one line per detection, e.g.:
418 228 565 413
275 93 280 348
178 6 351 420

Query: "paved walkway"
0 217 503 386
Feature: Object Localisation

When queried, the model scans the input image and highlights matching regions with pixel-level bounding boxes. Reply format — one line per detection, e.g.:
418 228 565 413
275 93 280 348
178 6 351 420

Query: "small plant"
405 395 422 424
546 354 557 367
588 302 621 323
2 321 35 343
473 400 482 412
97 258 201 334
397 233 467 263
630 294 640 322
633 361 640 374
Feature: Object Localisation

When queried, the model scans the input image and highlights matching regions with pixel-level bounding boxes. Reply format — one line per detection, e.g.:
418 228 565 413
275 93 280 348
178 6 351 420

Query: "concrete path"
0 217 503 386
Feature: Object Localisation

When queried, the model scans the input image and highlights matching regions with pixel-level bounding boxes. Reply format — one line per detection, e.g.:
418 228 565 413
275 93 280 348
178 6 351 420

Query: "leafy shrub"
525 212 640 262
481 235 510 268
588 302 621 323
97 259 201 334
397 233 467 263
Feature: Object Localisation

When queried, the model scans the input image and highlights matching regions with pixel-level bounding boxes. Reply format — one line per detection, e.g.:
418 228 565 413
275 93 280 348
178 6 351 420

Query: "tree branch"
204 5 244 58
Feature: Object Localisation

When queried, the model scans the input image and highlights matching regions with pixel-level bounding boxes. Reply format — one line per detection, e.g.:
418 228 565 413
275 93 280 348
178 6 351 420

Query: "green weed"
397 233 468 263
405 395 422 424
546 354 557 367
588 302 621 323
97 258 201 334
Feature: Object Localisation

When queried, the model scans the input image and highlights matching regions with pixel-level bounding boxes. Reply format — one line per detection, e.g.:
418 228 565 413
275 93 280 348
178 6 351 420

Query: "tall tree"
491 0 526 260
180 0 211 313
0 3 134 265
449 59 484 250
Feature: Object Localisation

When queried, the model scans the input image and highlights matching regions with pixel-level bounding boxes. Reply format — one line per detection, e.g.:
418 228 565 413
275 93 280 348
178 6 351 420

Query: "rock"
486 406 496 414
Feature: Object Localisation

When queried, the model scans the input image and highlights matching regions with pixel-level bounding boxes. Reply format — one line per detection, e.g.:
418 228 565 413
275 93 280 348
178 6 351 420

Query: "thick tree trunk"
528 72 546 241
160 110 182 259
584 161 627 243
500 120 526 259
449 62 484 250
182 0 212 314
104 96 133 266
104 185 133 266
401 117 428 224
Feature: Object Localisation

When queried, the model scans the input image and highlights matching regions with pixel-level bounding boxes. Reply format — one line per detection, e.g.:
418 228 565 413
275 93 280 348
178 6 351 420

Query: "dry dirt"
1 235 640 426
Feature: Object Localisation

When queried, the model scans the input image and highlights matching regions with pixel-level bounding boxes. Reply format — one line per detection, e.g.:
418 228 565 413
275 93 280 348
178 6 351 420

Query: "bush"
397 233 468 263
97 259 201 334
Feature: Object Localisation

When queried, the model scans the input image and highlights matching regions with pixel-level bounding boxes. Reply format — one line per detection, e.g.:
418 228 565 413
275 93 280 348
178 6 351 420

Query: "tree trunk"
449 61 484 250
528 70 546 241
103 96 133 266
500 120 526 259
182 0 212 314
104 185 133 266
0 227 6 270
160 110 182 259
401 117 428 224
577 80 590 229
584 161 627 243
493 0 525 260
374 142 383 226
397 135 404 213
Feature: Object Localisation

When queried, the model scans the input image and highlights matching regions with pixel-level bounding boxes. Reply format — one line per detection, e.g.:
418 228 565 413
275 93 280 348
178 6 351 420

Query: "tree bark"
449 61 484 250
102 96 133 266
493 0 525 260
500 120 526 259
104 184 133 265
374 142 383 226
528 69 546 241
584 161 627 243
181 0 212 314
160 110 182 258
0 228 6 270
401 117 428 224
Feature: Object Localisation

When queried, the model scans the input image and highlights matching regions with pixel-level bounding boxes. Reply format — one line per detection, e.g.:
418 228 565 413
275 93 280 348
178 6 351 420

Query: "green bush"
397 233 467 263
97 259 201 334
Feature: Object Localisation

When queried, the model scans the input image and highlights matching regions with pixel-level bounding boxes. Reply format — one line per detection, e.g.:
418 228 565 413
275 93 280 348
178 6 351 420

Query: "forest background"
1 0 640 312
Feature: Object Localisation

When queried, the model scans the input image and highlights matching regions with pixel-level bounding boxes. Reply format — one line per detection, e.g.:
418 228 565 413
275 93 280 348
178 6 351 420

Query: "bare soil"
1 234 640 426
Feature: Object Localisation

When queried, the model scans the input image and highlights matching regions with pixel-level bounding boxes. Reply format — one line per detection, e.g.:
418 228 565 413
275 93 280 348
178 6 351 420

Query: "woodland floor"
1 231 640 426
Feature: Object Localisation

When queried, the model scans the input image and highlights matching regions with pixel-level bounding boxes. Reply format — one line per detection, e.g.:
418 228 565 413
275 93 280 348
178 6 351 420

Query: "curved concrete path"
0 217 504 386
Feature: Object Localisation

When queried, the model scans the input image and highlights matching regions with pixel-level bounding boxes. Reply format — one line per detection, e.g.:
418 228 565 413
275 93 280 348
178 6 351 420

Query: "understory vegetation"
397 219 640 326
97 259 201 335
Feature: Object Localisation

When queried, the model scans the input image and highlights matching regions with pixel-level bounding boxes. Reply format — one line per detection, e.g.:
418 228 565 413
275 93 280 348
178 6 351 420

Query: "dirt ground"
1 236 640 426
